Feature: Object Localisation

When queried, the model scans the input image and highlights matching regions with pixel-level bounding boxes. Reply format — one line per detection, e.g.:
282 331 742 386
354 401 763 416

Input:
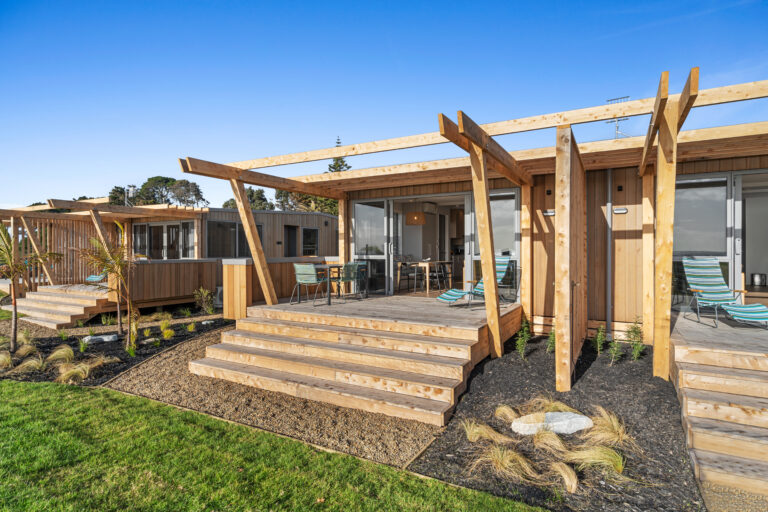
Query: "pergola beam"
18 216 56 285
181 157 345 200
46 199 206 219
678 67 700 131
20 197 111 211
226 79 768 171
638 71 669 176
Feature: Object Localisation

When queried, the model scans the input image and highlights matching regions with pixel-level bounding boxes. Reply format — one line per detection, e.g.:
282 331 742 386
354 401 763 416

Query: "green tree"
136 176 177 205
222 187 274 210
108 177 207 207
108 186 128 205
171 179 209 207
275 137 350 215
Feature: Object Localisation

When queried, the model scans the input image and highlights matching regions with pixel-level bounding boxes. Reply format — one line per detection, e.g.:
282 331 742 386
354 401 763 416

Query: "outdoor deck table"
314 263 369 305
396 260 452 296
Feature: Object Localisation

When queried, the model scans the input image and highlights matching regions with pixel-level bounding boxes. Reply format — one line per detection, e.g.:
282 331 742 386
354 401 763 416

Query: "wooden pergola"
179 69 768 390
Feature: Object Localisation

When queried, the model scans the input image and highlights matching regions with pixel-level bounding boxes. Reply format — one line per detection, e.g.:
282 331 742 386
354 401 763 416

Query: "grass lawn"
0 381 541 512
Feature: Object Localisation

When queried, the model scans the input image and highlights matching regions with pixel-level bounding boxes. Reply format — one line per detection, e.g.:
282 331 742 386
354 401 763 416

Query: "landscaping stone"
201 320 214 326
511 411 593 435
83 334 119 343
139 338 159 346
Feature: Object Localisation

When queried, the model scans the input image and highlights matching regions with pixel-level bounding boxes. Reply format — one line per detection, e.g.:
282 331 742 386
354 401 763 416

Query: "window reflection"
673 181 727 256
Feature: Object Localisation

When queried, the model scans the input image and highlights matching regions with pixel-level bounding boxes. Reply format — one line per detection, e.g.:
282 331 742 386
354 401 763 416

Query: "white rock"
82 334 119 343
201 320 215 326
139 338 159 346
511 412 593 435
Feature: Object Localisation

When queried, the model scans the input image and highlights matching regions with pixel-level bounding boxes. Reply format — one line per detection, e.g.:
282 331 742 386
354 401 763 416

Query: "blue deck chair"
436 256 511 305
290 263 327 305
682 257 744 326
86 270 108 283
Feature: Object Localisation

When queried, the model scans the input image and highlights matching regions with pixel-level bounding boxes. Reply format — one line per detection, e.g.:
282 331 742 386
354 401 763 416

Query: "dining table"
397 260 453 296
313 262 369 305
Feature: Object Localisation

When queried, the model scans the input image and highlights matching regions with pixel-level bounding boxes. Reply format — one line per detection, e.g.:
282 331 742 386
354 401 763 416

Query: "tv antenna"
605 96 630 138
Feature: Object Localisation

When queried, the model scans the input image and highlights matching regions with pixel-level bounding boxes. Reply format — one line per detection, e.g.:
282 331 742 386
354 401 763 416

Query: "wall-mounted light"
546 189 552 195
613 207 628 215
406 212 426 225
543 210 555 217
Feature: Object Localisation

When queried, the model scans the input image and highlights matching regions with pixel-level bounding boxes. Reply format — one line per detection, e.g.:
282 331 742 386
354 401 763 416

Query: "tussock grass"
461 419 515 444
0 350 11 370
565 446 625 474
494 404 519 423
8 355 45 374
519 395 579 415
549 462 578 493
55 354 120 384
186 322 196 333
87 354 120 370
162 328 174 340
159 319 172 332
20 328 35 346
45 345 74 366
0 336 8 350
581 406 639 452
532 429 567 455
469 445 540 483
14 344 37 359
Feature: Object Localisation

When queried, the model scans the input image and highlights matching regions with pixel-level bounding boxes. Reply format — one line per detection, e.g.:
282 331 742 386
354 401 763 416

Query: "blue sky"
1 0 767 208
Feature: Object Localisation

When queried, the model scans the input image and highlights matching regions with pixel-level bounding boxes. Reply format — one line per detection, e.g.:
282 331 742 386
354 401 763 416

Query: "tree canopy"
222 187 275 210
108 177 208 207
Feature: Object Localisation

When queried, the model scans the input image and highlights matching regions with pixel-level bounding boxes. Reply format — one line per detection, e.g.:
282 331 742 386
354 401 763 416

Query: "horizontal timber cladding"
203 209 338 259
677 153 768 174
347 178 511 200
124 260 222 304
249 259 340 303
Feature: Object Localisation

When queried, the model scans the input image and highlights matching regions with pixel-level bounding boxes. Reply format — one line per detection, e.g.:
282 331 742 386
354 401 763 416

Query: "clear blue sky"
1 0 767 208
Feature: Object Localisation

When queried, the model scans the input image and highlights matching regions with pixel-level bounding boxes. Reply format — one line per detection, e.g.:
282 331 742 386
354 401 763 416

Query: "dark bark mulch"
408 337 705 512
1 308 233 386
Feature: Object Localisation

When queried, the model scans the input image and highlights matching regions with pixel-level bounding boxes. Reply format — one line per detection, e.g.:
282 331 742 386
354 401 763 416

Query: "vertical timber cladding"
532 173 556 330
554 126 588 392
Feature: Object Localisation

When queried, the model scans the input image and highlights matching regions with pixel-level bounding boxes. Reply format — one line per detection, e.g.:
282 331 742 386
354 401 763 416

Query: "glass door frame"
350 198 392 295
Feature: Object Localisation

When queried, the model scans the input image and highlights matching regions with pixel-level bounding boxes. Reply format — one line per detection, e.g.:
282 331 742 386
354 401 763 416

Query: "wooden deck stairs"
190 300 521 426
1 285 109 329
672 332 768 495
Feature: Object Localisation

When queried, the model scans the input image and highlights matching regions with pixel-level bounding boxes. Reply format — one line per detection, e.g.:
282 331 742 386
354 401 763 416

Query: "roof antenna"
605 96 631 138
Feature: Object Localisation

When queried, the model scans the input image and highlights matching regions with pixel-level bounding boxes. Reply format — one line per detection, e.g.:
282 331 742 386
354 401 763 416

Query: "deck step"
14 298 87 315
247 306 481 341
16 316 69 330
220 331 469 380
691 449 768 496
682 388 768 429
675 342 768 372
237 317 476 359
204 344 463 402
25 291 104 306
686 417 768 463
1 304 81 323
189 357 453 426
677 362 768 398
36 285 108 298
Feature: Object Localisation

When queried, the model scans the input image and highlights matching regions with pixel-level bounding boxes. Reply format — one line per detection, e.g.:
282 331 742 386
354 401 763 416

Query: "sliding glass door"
352 200 391 294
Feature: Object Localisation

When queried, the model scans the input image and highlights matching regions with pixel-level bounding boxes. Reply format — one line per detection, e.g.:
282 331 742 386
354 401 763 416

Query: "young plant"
565 446 625 475
126 345 136 357
78 338 88 353
592 325 606 355
581 406 638 452
142 327 152 338
546 325 556 353
20 328 35 346
608 339 623 366
494 404 519 423
162 328 175 340
0 350 11 370
88 327 96 337
549 462 578 494
515 319 530 360
14 343 37 359
8 355 45 374
194 287 215 315
159 319 171 332
75 319 85 328
186 322 196 333
461 419 515 444
179 307 192 318
45 344 74 365
153 339 161 348
58 330 69 341
469 445 540 483
626 318 644 360
101 314 116 326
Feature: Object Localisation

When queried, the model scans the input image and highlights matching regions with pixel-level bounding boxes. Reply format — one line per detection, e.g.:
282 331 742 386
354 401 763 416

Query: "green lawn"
0 381 541 512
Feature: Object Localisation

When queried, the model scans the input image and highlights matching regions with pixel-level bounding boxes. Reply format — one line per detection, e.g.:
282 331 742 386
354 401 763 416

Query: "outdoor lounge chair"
436 256 511 305
86 270 108 283
721 303 768 328
289 263 327 305
681 257 752 326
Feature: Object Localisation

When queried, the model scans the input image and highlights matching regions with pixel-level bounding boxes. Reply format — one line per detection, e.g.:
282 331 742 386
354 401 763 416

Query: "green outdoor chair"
290 263 327 305
335 262 364 303
436 256 512 306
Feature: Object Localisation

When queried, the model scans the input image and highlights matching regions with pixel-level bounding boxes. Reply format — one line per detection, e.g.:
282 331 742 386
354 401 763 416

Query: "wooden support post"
641 174 655 345
10 217 19 298
19 216 56 285
468 142 503 358
653 99 679 380
89 210 110 248
229 178 277 305
519 184 533 321
554 126 588 392
223 259 253 320
338 196 349 294
124 220 132 260
194 216 203 259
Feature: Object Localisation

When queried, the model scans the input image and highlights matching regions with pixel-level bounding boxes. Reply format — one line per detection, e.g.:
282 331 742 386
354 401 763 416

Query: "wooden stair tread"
26 291 104 304
190 357 452 415
3 304 77 319
16 316 67 330
239 317 476 347
37 285 108 297
683 388 768 410
224 330 469 368
693 449 768 487
208 343 461 389
678 362 768 382
675 339 768 358
688 416 768 446
14 299 87 313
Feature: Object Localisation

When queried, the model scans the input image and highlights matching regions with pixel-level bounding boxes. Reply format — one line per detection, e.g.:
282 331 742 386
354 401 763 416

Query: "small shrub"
159 319 171 332
78 338 88 353
186 322 196 333
162 328 174 340
88 327 96 337
515 319 530 360
494 404 519 423
608 339 623 365
194 287 215 315
0 350 11 370
179 307 192 318
58 330 69 341
592 325 606 355
626 318 644 361
142 328 152 338
20 328 35 346
45 344 74 366
546 325 556 353
146 311 172 323
75 319 85 328
127 345 136 357
101 314 115 326
153 339 161 348
461 419 515 444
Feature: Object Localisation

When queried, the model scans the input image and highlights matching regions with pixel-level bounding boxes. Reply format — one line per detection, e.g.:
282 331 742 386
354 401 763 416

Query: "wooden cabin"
179 69 768 494
0 200 337 328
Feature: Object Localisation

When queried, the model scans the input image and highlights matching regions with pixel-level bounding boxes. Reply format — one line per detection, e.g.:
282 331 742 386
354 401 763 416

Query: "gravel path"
104 329 440 467
408 337 705 512
700 483 768 512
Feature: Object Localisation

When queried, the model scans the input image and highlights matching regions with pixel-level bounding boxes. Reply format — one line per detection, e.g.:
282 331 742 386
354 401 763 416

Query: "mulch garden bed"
407 337 706 512
0 306 233 386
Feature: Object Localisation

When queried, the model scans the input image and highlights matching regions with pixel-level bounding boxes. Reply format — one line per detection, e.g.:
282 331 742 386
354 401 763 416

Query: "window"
133 224 147 257
181 222 195 259
302 228 319 256
674 180 727 256
474 193 518 257
354 201 385 256
207 221 237 258
284 225 298 257
149 226 164 260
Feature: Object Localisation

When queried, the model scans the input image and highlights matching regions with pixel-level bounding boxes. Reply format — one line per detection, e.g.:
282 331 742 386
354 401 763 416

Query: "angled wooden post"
653 98 679 379
88 209 110 248
642 174 655 345
19 216 56 285
519 184 533 321
468 143 503 358
554 125 588 392
229 178 278 305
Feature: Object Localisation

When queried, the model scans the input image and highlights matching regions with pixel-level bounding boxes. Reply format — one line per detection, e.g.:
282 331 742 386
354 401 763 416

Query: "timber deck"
190 296 522 425
671 312 768 495
1 284 110 329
